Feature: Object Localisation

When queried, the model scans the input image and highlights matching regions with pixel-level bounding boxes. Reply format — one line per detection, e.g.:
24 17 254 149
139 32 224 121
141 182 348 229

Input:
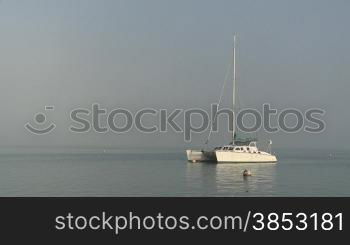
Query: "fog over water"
0 0 349 150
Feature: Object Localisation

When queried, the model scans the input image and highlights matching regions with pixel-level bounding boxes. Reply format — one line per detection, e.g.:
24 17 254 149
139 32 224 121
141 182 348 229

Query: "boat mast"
232 35 236 144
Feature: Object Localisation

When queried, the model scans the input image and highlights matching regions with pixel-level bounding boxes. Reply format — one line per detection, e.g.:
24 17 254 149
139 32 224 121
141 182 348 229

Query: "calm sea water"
0 148 349 196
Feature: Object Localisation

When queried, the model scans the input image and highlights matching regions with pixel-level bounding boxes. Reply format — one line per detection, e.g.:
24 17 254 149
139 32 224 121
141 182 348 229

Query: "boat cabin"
214 142 260 153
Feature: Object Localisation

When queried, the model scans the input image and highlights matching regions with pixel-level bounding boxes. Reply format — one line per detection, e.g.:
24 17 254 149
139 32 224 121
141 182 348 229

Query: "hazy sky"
0 0 349 150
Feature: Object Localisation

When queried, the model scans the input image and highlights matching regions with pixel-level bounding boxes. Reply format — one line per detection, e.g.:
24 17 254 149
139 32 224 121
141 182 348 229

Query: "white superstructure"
215 142 277 163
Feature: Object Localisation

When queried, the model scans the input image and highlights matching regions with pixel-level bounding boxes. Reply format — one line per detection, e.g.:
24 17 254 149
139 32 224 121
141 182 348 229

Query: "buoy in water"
243 169 252 177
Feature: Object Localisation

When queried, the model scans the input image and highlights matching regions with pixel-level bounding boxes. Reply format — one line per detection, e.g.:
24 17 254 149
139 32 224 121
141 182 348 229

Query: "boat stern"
186 149 216 162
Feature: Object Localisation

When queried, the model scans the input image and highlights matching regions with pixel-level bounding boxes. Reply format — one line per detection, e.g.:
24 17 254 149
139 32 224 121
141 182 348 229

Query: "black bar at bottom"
0 197 348 243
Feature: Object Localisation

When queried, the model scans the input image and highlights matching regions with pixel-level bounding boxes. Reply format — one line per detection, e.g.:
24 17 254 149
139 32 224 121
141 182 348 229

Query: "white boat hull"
215 151 277 163
186 150 216 162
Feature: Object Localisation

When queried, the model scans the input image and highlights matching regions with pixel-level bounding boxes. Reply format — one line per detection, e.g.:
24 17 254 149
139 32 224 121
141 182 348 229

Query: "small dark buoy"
243 169 252 177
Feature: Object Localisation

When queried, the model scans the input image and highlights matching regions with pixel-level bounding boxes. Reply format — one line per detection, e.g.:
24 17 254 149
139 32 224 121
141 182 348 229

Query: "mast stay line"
204 35 236 147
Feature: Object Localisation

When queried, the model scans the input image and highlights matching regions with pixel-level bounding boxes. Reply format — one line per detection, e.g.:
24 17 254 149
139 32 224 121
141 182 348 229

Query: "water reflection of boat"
186 162 277 196
214 163 277 195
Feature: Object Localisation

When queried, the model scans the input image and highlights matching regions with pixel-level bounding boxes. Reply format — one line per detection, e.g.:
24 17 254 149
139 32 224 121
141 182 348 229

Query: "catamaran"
186 35 277 163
